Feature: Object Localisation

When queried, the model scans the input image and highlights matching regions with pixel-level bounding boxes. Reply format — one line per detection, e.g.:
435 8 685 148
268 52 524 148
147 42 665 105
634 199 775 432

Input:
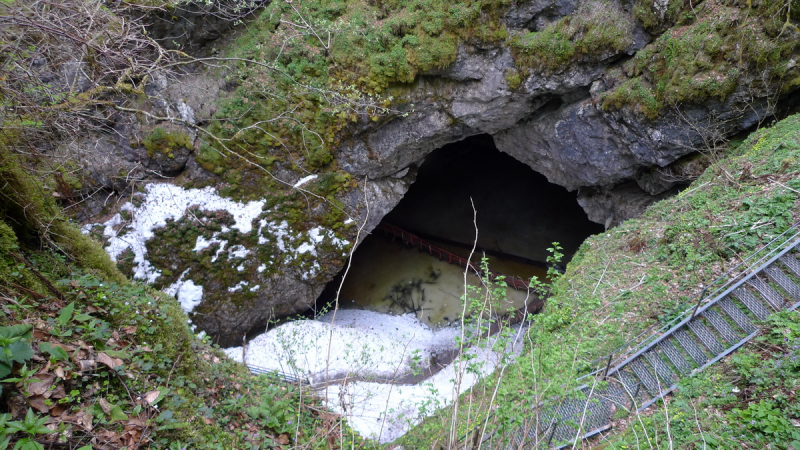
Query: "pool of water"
323 233 548 327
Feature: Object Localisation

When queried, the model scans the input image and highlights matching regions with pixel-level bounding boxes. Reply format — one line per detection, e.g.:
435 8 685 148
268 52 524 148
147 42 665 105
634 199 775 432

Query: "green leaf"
14 438 44 450
72 313 92 323
6 341 33 365
156 409 173 422
5 419 26 434
109 405 128 421
0 325 32 340
0 362 10 379
47 328 71 338
56 303 75 327
38 343 68 361
102 350 128 359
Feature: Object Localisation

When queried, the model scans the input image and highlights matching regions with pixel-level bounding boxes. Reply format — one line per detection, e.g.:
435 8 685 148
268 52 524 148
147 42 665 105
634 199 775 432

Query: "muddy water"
331 233 548 327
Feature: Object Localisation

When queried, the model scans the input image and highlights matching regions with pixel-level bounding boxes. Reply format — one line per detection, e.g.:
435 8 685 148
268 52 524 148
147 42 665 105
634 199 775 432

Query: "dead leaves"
140 390 160 406
276 433 290 445
26 373 57 396
60 410 93 431
4 318 160 450
96 352 123 370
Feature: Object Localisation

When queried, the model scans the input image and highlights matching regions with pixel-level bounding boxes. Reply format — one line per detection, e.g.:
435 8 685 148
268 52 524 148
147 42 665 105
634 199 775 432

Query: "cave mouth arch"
313 134 604 325
384 134 603 264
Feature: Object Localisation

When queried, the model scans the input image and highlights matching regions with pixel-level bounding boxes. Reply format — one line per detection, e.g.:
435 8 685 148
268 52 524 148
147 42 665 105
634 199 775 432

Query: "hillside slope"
400 113 800 448
0 144 375 449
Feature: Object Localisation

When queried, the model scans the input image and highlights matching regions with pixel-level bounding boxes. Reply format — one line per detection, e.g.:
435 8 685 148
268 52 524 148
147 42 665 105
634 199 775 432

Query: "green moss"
54 222 126 283
0 141 124 284
503 67 522 90
199 0 517 207
602 0 800 118
143 126 192 159
601 76 660 119
633 0 688 31
509 0 634 73
0 219 41 292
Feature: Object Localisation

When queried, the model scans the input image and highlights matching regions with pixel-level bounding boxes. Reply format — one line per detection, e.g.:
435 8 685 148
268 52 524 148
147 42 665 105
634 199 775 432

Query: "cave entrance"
319 134 604 326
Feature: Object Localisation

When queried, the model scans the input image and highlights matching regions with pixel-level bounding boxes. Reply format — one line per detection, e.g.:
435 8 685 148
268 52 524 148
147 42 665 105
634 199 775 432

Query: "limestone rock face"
339 7 794 227
74 0 800 344
503 0 580 31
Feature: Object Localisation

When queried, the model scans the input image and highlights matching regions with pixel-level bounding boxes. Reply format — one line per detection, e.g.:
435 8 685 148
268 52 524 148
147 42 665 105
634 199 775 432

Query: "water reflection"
329 233 548 327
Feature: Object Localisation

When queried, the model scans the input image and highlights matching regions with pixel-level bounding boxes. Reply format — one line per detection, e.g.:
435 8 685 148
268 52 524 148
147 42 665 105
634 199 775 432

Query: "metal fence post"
546 419 560 447
602 354 613 380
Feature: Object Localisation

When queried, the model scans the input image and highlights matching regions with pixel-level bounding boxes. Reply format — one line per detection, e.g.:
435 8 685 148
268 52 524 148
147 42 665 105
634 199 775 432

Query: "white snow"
293 174 318 188
177 101 195 124
164 269 205 313
228 245 250 259
295 242 316 255
163 269 189 297
225 310 459 386
193 235 215 252
176 280 203 312
224 309 526 443
326 328 525 443
228 281 248 293
211 241 228 263
94 183 265 282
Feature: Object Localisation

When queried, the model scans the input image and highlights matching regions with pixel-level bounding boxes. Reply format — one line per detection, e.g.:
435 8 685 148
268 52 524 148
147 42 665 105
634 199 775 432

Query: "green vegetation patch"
401 113 800 446
605 310 800 447
0 260 372 448
199 0 513 195
602 0 800 119
633 0 692 32
509 0 634 74
143 126 192 159
492 114 800 444
0 128 369 448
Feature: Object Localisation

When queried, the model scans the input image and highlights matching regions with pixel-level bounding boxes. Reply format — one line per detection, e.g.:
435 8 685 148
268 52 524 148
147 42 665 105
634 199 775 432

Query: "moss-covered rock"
509 0 635 74
143 125 194 174
601 0 800 117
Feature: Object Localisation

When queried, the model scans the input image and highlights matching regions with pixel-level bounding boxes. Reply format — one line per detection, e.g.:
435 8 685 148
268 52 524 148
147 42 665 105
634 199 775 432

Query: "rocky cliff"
62 0 800 344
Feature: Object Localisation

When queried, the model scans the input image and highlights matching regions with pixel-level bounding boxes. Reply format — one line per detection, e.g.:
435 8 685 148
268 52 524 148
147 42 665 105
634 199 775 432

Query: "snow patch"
176 280 203 312
177 101 195 124
228 281 248 293
225 310 458 385
93 183 264 282
225 310 525 443
228 245 250 259
326 329 524 443
164 269 205 312
293 174 318 188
